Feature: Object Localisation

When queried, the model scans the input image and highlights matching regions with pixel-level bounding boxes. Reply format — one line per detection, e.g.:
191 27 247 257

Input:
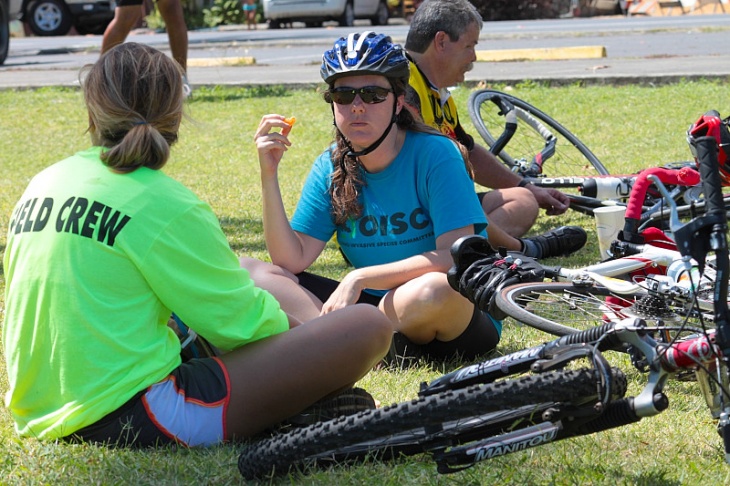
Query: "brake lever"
647 174 682 236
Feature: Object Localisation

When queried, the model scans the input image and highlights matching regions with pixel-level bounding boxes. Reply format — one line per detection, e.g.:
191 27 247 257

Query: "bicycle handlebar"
689 136 730 354
488 96 517 157
484 93 556 176
696 136 727 217
622 166 701 244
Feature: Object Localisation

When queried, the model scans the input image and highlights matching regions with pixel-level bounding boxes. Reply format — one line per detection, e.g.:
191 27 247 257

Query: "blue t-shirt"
292 130 487 272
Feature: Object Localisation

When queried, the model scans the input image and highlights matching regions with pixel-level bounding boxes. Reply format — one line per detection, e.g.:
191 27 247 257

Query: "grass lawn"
2 80 730 484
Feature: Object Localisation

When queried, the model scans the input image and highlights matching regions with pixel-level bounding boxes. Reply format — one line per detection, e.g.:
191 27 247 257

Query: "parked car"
25 0 115 36
1 0 21 64
262 0 389 29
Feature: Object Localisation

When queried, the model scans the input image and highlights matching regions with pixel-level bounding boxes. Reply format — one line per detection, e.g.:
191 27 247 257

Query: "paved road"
2 14 730 89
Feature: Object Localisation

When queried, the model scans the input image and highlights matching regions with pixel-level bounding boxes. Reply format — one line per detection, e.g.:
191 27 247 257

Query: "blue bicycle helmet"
320 31 410 85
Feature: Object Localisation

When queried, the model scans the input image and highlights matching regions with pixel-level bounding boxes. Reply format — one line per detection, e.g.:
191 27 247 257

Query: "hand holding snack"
254 114 298 176
282 116 296 136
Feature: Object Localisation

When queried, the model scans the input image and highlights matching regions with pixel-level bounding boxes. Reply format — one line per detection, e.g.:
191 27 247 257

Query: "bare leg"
484 222 522 252
378 272 474 343
101 5 145 54
156 0 188 71
243 262 474 344
240 257 323 322
221 304 392 438
481 187 539 238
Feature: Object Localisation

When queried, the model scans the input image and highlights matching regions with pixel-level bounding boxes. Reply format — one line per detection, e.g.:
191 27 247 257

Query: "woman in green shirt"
3 42 391 447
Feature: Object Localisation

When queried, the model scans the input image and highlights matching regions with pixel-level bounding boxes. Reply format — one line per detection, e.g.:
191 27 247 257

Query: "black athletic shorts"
116 0 145 7
62 357 229 448
296 272 500 364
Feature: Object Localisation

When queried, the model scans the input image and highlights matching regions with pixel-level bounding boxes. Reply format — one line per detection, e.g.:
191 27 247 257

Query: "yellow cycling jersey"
407 58 474 150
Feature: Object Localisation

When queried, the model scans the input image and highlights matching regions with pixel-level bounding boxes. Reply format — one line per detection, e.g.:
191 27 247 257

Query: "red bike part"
621 166 700 244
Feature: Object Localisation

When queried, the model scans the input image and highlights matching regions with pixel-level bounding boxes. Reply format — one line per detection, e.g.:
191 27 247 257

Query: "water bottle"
581 177 634 201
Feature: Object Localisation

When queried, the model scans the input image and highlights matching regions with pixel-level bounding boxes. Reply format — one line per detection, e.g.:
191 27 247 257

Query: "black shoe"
523 225 587 259
284 388 376 427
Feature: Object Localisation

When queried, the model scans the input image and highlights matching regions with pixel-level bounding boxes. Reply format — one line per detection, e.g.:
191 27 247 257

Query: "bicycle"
468 88 609 178
494 246 717 337
468 89 730 225
237 129 730 480
448 162 707 337
492 147 730 336
493 170 719 336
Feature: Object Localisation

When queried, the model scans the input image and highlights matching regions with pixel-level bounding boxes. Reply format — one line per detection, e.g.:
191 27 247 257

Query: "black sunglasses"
326 86 393 105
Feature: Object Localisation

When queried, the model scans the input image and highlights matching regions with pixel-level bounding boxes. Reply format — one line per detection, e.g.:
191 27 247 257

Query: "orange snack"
283 116 296 127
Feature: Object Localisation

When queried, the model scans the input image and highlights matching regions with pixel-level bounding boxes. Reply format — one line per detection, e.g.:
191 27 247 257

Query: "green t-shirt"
3 147 288 439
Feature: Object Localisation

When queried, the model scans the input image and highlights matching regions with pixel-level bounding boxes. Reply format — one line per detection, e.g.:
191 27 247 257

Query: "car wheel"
268 19 281 29
0 0 9 65
27 0 73 36
338 1 354 27
371 0 389 26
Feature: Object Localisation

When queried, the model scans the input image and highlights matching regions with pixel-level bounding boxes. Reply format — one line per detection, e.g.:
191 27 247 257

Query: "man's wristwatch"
517 178 533 188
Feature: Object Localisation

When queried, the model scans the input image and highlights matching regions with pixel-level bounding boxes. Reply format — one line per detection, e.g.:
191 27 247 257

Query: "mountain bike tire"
468 89 610 177
238 368 625 480
495 281 648 336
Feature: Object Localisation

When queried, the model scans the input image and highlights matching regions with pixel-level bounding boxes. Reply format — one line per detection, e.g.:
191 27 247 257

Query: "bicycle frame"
546 243 678 281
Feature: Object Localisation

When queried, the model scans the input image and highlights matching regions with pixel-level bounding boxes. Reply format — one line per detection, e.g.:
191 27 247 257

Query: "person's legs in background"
102 0 189 94
101 3 146 55
156 0 188 71
243 1 257 30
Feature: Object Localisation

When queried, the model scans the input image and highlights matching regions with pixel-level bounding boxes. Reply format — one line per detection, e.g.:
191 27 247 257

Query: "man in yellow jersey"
404 0 586 259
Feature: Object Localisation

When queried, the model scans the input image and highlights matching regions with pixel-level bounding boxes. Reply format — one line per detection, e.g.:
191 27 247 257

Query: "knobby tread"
238 368 625 479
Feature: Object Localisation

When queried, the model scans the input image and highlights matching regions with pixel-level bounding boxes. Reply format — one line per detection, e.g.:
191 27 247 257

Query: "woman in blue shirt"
245 32 501 365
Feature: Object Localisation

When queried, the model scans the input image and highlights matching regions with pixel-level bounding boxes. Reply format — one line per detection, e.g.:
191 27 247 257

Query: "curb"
188 56 256 67
188 45 608 69
476 45 607 62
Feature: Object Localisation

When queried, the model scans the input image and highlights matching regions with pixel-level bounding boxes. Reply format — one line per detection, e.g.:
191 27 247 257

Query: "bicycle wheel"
468 89 609 177
238 368 626 479
495 281 648 336
495 279 718 337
